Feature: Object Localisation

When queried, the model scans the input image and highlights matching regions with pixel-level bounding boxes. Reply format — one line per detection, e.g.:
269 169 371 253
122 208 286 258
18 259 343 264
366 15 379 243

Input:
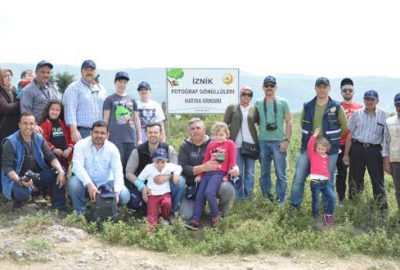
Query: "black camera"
21 170 40 182
266 123 277 131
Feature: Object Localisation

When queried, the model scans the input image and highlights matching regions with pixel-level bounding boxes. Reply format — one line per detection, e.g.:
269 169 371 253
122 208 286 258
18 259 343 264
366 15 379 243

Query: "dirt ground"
1 222 399 270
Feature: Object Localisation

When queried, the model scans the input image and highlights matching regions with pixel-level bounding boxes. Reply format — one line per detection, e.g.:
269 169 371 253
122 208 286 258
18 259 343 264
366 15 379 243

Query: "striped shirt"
20 80 59 121
382 115 400 161
348 108 387 145
63 79 107 128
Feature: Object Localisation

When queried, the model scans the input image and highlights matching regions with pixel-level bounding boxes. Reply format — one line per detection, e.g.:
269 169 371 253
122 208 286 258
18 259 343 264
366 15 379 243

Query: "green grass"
2 113 400 258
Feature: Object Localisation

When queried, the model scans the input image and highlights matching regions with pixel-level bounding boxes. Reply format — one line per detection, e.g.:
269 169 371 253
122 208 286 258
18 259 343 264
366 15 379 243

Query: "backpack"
88 184 119 222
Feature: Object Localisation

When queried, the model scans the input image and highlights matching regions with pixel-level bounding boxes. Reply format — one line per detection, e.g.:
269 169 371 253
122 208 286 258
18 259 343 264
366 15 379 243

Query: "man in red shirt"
336 78 362 203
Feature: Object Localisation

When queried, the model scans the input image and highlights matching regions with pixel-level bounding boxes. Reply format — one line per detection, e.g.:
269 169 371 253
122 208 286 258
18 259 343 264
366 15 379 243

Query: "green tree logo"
167 68 184 87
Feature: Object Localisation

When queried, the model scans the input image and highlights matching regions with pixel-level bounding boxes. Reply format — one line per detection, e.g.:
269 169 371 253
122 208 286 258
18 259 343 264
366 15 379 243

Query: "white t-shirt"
137 99 165 141
137 163 182 195
234 105 255 147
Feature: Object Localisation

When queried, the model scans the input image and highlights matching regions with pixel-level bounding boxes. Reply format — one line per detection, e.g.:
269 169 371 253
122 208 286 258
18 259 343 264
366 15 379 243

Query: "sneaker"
184 220 200 231
324 214 334 227
161 219 171 227
265 194 275 202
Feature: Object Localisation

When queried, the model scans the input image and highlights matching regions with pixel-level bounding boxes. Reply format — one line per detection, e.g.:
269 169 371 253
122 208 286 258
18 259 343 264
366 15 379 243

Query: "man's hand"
383 157 392 175
34 125 43 134
141 186 151 203
87 182 100 202
56 170 66 188
279 141 289 153
203 160 220 172
230 165 239 177
71 128 82 143
343 154 350 166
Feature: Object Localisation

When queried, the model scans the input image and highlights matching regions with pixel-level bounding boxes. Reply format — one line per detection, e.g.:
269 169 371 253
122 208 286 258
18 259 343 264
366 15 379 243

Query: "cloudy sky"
1 0 399 77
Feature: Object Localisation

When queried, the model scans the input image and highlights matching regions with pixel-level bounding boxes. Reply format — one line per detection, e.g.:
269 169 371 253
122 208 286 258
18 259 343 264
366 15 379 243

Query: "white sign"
166 68 239 114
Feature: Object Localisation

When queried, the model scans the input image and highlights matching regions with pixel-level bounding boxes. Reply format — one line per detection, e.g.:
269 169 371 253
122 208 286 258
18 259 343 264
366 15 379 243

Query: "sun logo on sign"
222 73 234 85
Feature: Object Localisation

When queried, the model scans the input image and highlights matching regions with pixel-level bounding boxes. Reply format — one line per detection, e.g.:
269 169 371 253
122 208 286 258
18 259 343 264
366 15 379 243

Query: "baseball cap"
81 59 96 70
114 71 130 81
137 81 151 91
152 148 168 161
98 183 116 199
35 60 53 71
263 76 276 86
364 90 379 100
394 93 400 104
315 77 330 87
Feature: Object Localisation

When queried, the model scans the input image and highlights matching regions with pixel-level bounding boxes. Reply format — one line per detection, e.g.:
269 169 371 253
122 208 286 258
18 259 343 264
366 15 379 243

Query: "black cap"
315 77 330 87
137 81 151 91
152 148 168 161
263 75 277 86
81 59 96 70
35 60 53 71
364 90 379 100
114 71 130 81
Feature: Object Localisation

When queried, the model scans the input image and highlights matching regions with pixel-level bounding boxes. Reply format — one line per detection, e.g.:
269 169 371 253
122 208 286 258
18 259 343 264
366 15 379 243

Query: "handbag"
185 182 198 200
241 141 259 160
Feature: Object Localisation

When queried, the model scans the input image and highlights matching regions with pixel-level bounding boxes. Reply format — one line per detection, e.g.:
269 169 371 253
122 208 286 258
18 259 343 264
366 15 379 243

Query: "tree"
55 71 75 98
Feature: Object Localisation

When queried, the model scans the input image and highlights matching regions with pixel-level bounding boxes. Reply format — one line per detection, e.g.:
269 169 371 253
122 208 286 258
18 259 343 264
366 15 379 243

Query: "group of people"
1 59 400 230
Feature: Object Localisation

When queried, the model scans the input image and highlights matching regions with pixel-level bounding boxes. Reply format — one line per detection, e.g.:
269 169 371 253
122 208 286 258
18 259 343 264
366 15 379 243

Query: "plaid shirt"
63 79 107 128
20 80 59 121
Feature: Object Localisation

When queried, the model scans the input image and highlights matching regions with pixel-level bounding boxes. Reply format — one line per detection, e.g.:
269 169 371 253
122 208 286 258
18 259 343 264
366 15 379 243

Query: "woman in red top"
307 128 335 226
40 99 74 169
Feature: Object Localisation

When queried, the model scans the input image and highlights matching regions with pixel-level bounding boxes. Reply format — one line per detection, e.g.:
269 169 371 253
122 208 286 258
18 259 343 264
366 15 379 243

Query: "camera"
21 170 40 182
266 123 277 131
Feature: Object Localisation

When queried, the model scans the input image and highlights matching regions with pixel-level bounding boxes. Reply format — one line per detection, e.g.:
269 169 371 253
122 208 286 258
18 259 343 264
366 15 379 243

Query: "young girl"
185 122 238 230
40 99 74 169
135 148 182 229
307 127 335 226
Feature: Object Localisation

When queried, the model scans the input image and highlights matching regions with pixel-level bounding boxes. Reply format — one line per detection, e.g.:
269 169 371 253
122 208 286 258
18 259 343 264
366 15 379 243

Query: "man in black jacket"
178 118 235 221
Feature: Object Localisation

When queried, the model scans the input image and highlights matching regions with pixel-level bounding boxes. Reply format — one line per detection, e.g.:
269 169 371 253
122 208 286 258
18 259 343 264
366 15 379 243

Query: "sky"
1 0 399 78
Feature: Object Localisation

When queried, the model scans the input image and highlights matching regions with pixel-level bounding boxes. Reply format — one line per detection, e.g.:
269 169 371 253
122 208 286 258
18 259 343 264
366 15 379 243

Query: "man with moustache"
64 60 107 142
20 60 58 121
335 78 362 203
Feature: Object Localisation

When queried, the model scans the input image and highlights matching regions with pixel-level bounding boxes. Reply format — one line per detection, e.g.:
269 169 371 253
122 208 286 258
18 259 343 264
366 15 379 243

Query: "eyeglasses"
241 93 253 97
2 74 12 78
342 88 353 93
264 84 275 88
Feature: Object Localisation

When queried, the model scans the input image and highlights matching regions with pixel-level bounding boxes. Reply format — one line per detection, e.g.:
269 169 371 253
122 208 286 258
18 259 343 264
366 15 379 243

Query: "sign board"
166 68 239 113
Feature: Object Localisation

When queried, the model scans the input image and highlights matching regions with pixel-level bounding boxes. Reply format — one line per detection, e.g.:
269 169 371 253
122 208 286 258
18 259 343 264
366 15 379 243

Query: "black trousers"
336 145 351 202
390 162 400 211
349 143 388 210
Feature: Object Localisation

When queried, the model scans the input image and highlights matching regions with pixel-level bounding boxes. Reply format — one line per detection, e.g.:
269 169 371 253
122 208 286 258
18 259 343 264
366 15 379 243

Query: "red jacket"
307 135 330 180
40 119 74 162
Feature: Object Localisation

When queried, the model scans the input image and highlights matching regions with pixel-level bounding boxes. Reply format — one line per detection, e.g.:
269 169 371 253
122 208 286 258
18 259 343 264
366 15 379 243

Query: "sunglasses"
264 84 275 88
241 93 253 97
342 88 353 93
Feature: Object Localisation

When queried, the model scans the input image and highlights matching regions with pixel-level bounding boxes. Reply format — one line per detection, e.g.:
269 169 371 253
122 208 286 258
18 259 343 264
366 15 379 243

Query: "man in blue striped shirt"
63 60 107 142
343 90 388 212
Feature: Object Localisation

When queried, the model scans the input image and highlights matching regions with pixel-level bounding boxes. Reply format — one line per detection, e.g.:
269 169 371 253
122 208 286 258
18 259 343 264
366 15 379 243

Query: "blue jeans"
290 151 338 207
236 147 256 200
12 168 66 209
193 171 225 221
170 175 185 212
310 181 335 216
259 141 287 202
69 176 130 213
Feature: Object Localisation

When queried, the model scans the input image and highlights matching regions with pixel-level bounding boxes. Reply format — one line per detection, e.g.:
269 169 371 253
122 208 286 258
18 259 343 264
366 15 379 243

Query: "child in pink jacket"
307 128 335 226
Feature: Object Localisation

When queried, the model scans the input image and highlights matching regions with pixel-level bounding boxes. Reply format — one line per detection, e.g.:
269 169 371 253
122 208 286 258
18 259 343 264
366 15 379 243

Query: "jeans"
170 175 185 212
290 151 338 207
69 176 130 213
259 141 287 202
310 181 335 216
12 168 66 209
235 147 256 200
193 171 225 222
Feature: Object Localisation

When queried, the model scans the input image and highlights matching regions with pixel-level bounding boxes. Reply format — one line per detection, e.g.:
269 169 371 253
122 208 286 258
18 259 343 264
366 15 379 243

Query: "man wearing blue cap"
64 60 107 142
290 77 347 209
136 81 166 142
20 60 58 121
383 93 400 220
103 71 142 171
343 90 388 212
254 75 292 203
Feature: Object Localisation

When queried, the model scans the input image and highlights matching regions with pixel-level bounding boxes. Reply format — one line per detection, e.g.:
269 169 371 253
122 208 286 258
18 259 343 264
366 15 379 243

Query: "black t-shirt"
49 119 67 151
